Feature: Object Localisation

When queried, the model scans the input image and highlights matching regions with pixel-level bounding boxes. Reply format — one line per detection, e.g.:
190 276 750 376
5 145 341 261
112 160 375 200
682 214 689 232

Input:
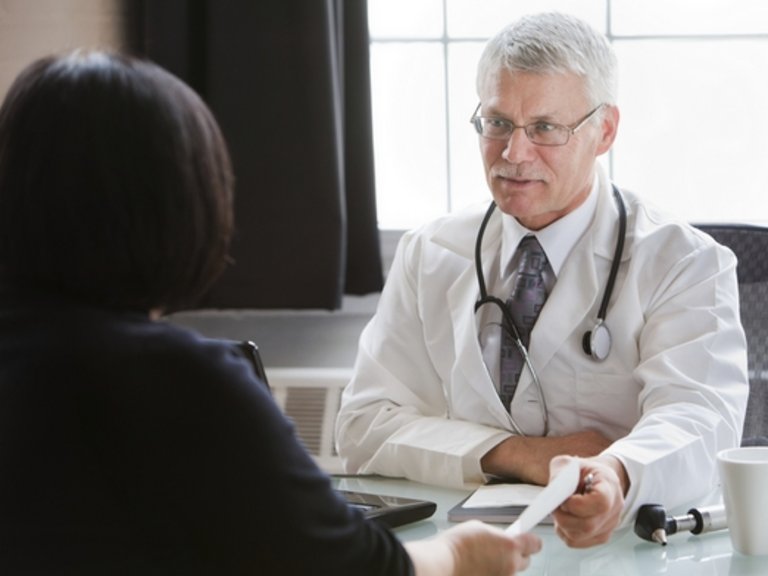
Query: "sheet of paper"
506 459 581 535
461 483 543 508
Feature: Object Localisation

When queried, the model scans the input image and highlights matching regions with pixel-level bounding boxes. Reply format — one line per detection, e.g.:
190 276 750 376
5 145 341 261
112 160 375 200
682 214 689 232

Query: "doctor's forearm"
480 430 613 485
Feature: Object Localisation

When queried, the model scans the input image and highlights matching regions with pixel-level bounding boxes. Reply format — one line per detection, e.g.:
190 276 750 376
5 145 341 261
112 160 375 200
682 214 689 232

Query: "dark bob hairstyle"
0 51 234 312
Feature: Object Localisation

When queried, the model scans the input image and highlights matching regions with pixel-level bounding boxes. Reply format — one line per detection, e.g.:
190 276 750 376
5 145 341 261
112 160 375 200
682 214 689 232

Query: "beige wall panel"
0 0 129 99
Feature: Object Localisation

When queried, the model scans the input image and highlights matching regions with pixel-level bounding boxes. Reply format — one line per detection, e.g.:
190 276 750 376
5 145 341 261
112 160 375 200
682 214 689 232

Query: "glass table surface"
332 475 768 576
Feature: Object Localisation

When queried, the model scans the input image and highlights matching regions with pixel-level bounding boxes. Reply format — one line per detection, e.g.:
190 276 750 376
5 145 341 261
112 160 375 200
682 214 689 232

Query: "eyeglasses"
469 103 605 146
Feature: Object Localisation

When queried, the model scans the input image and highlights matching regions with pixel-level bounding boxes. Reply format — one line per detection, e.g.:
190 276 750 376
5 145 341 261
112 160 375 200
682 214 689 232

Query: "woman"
0 51 540 575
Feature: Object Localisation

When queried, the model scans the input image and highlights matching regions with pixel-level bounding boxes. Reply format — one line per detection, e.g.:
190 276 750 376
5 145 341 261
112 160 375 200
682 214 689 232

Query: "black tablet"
338 489 437 528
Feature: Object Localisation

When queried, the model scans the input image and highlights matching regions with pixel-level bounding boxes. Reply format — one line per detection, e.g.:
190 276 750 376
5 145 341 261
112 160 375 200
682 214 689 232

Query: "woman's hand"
406 519 542 576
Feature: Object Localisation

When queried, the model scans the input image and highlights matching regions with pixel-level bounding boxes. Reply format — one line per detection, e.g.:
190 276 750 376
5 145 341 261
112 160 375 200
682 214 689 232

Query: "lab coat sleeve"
604 235 748 527
335 229 510 488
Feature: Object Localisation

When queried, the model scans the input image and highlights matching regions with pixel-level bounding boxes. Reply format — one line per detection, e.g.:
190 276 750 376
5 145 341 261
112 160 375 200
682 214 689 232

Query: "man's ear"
596 105 620 156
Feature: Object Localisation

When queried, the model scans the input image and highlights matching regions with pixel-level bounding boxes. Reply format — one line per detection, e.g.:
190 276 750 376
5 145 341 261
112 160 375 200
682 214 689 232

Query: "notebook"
448 482 552 524
228 339 437 528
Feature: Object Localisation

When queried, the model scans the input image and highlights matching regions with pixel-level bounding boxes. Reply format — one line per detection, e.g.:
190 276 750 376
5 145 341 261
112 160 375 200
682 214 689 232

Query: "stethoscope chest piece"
582 321 612 362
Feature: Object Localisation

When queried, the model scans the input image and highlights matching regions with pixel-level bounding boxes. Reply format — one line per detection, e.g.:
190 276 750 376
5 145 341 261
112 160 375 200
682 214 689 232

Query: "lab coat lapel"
440 205 512 424
447 268 494 393
518 178 623 390
526 237 599 376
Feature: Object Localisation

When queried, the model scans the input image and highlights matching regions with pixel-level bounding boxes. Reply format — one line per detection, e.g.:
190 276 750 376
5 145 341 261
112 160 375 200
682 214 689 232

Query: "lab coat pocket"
575 372 641 438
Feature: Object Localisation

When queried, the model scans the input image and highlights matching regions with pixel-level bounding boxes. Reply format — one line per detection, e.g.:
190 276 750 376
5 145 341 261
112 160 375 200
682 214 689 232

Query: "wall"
166 294 379 369
166 295 379 473
0 0 131 100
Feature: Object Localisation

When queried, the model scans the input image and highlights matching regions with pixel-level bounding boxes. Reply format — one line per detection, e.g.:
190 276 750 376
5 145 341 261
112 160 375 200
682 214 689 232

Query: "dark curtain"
128 0 383 309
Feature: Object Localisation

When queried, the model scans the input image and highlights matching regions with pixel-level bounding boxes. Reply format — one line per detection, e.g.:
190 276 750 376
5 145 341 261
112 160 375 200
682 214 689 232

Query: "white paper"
461 483 543 508
506 460 581 535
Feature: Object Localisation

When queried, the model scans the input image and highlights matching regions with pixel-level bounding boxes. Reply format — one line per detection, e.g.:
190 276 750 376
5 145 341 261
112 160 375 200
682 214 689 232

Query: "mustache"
491 165 544 180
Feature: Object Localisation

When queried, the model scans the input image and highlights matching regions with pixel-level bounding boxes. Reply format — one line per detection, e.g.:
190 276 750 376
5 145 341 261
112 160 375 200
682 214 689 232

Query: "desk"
333 475 768 576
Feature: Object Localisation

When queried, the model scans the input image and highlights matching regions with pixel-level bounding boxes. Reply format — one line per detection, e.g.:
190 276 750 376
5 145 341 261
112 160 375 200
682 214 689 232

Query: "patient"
0 51 540 575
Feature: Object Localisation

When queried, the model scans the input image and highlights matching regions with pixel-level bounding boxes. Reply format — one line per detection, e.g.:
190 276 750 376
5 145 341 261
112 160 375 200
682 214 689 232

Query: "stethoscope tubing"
473 184 627 436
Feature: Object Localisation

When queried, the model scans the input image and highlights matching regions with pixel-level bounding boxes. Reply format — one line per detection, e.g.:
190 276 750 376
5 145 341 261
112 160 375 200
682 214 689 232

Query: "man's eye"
531 121 557 133
488 118 508 129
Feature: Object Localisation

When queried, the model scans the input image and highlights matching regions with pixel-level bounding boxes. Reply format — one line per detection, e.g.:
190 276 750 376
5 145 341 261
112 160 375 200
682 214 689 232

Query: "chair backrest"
215 338 350 473
694 224 768 445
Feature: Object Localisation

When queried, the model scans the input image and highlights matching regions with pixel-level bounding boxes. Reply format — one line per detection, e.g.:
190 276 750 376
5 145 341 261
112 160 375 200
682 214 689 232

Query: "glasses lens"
526 123 569 146
475 118 511 140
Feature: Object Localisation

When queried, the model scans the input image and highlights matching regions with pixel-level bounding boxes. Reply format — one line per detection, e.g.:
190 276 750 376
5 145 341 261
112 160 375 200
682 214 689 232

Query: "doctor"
336 12 748 548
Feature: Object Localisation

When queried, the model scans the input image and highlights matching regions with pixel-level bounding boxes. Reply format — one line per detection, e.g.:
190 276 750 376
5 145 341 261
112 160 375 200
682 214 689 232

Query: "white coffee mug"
717 447 768 556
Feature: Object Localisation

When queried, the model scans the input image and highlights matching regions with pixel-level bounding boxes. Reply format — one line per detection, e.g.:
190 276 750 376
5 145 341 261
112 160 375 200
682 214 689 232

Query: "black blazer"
0 293 410 576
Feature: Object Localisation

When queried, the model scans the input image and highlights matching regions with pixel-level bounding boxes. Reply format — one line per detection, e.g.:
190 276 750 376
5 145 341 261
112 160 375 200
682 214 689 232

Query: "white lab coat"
336 169 749 524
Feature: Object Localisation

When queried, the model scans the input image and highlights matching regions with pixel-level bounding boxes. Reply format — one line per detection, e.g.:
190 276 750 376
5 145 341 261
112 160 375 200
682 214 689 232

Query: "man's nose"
502 128 536 163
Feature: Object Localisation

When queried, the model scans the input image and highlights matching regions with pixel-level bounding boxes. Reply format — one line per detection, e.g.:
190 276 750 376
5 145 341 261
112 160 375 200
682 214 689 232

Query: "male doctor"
335 12 748 548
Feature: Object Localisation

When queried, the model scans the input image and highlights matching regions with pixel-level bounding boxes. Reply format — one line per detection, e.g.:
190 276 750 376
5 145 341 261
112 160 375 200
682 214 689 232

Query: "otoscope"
634 503 728 545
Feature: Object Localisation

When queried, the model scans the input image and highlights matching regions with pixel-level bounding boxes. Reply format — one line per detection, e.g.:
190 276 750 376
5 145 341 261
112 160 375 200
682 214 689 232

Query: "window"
369 0 768 230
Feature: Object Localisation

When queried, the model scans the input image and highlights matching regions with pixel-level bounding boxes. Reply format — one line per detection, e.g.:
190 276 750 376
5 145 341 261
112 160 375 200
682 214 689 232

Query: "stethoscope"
473 184 627 435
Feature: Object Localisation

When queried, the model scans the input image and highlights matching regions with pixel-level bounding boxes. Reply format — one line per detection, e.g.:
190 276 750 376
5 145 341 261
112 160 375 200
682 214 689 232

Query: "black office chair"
694 224 768 446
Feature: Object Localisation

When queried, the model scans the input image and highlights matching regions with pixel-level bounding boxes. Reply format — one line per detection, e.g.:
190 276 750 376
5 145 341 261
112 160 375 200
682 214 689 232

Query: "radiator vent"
267 368 351 474
284 387 326 455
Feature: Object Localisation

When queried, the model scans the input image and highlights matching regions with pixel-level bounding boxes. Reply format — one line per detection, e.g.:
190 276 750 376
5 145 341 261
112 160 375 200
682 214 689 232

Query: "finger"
507 533 542 570
516 533 542 555
513 554 532 573
548 454 575 479
557 490 600 519
555 523 612 549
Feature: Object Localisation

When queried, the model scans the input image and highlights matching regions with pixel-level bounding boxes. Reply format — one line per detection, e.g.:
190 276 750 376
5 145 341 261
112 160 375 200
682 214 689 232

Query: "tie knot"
516 235 548 276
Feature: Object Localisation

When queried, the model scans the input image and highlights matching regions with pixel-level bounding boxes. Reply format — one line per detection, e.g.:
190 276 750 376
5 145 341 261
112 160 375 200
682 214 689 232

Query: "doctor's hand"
550 455 629 548
481 430 613 486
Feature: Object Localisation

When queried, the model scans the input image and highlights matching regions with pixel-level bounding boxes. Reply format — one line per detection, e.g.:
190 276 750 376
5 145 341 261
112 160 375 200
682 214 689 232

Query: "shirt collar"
500 175 599 279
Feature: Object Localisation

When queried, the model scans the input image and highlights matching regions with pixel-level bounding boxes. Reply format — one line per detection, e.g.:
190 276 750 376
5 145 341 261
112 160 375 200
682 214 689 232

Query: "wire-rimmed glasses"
470 103 605 146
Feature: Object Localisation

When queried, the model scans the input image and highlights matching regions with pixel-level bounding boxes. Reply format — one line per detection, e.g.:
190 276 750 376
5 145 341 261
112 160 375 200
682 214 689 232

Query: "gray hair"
476 12 617 107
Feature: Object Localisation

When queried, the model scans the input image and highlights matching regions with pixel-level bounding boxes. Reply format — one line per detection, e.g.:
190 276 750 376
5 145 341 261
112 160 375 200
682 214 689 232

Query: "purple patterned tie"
499 235 550 410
